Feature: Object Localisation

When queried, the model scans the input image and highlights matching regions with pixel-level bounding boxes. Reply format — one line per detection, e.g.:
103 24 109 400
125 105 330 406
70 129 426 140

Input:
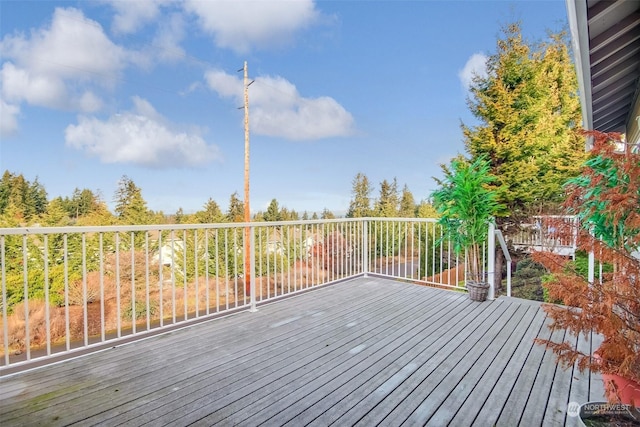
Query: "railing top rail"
365 217 439 224
0 217 440 235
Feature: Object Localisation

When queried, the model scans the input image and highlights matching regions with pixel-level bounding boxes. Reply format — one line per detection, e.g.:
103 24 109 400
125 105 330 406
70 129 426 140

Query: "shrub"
534 130 640 395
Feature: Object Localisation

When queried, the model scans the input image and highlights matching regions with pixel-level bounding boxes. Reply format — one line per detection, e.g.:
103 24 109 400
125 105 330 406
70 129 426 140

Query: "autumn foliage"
533 130 640 389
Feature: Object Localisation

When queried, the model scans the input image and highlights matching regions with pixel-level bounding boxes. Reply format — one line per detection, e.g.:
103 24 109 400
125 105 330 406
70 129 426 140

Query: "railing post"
362 219 369 276
249 224 257 312
487 221 496 300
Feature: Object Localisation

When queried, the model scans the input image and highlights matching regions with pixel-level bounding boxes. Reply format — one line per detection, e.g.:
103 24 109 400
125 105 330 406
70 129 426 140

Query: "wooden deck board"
589 333 606 401
0 277 605 426
447 303 546 426
123 285 439 426
493 314 554 427
274 293 474 427
325 301 494 426
423 302 539 426
191 291 469 426
63 281 414 425
518 324 570 426
3 280 398 422
352 301 517 427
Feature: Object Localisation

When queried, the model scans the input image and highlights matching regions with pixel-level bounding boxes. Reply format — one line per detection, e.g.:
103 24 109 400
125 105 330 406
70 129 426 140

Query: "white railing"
494 227 512 297
0 217 488 372
510 215 579 258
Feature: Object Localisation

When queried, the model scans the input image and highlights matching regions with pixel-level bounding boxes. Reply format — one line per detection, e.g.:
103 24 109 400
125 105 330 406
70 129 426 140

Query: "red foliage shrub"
533 130 640 393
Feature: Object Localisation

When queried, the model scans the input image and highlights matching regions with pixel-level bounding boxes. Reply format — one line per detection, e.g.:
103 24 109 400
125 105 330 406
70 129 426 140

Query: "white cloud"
184 0 319 53
1 8 126 82
0 7 132 117
1 62 68 109
76 91 103 113
204 69 243 98
459 53 488 89
65 96 220 168
0 99 20 137
104 0 169 34
102 0 186 64
205 70 354 140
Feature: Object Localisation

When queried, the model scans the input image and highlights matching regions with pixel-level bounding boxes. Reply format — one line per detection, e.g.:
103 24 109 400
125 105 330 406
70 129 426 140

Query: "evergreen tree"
321 208 335 219
43 198 71 226
175 207 185 224
347 173 372 218
67 188 99 219
462 23 585 218
264 199 281 222
398 184 416 218
195 198 224 224
28 177 48 218
6 173 29 221
75 197 115 226
0 171 48 222
374 178 399 217
416 200 438 218
0 170 11 214
226 191 244 222
113 175 151 225
281 208 299 221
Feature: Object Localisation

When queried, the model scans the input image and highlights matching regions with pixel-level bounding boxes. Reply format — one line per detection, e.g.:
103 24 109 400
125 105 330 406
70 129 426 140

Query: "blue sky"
0 0 569 216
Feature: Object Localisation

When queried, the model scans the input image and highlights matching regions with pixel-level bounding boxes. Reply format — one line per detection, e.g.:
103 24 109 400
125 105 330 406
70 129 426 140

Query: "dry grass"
425 264 465 286
1 300 65 355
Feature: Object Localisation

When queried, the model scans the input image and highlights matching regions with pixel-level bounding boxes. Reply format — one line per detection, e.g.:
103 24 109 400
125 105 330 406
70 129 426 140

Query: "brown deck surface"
0 276 604 426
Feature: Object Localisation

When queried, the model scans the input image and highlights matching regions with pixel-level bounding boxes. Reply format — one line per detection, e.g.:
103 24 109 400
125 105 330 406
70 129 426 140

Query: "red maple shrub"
533 130 640 394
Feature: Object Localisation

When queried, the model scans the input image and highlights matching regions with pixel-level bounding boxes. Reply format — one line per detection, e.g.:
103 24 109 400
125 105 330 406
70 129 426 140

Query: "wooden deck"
0 277 605 426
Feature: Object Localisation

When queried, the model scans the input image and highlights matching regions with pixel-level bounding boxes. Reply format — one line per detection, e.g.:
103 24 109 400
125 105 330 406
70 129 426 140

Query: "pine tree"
226 191 244 222
0 171 48 222
43 198 71 226
281 208 299 221
75 197 114 226
347 173 372 218
114 175 151 225
28 177 48 219
374 178 399 217
264 199 281 222
175 207 185 224
321 208 335 219
416 200 438 218
7 173 29 221
398 184 416 218
0 170 11 214
195 198 224 224
462 23 585 218
68 188 100 219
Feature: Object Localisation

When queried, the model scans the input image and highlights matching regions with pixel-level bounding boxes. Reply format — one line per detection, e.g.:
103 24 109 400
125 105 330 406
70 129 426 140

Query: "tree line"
0 170 431 228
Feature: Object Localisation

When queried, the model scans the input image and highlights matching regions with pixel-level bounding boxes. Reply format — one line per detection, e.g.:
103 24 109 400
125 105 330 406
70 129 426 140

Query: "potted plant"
533 130 640 410
431 155 502 301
